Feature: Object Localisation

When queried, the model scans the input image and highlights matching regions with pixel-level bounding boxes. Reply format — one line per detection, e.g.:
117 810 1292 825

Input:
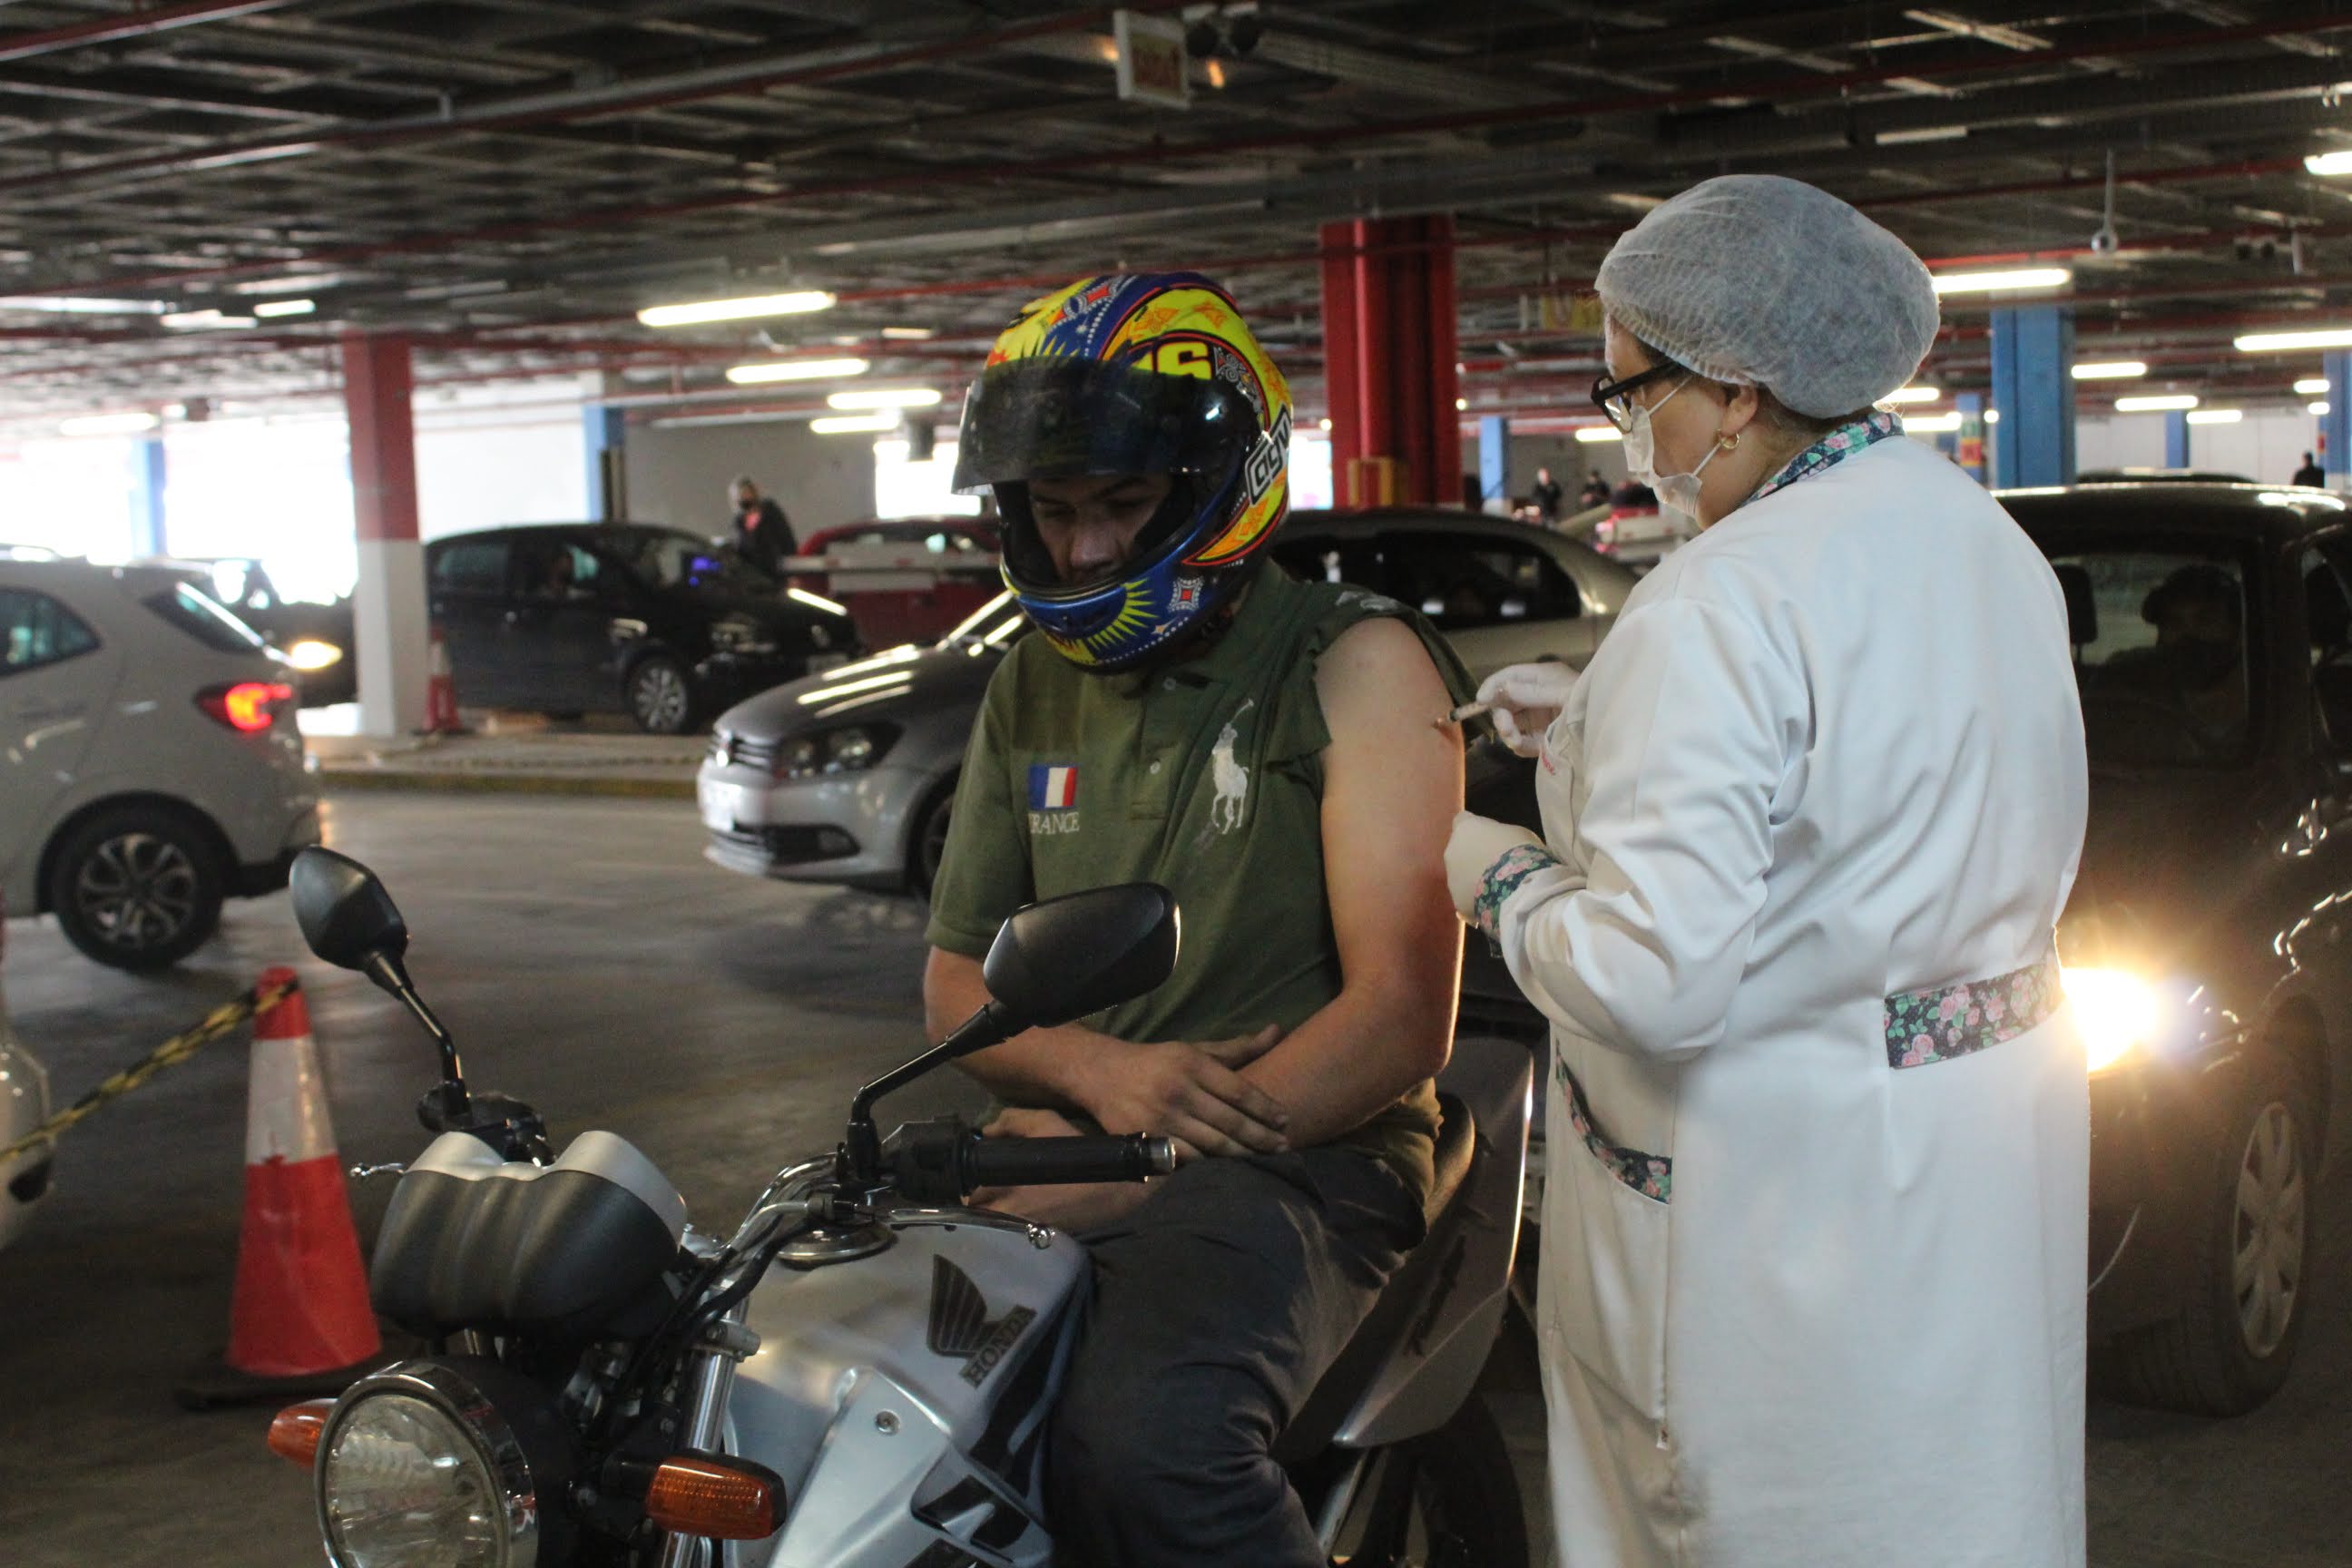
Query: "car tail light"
197 681 296 732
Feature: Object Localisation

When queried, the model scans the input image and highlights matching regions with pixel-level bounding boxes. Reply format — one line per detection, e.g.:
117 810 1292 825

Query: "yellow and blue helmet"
951 272 1292 672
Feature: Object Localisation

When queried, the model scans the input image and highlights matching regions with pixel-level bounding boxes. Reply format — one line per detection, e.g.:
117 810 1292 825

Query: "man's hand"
971 1107 1154 1231
1077 1026 1289 1161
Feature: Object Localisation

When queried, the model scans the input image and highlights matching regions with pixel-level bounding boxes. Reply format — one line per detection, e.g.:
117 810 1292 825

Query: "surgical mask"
1622 379 1727 523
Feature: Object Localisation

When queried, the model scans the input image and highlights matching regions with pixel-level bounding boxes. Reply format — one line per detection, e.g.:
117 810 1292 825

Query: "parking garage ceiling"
5 0 2352 429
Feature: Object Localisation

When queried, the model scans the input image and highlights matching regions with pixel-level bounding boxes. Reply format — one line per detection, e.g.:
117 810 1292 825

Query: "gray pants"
1046 1148 1422 1567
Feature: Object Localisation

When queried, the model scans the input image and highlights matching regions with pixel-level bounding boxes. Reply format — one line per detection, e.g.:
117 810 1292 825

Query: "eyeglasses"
1591 364 1686 434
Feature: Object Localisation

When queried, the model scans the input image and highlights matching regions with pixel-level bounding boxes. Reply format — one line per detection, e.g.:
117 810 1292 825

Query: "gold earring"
1722 432 1740 450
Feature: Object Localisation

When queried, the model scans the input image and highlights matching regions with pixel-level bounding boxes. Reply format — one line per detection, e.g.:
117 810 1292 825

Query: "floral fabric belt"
1884 951 2064 1069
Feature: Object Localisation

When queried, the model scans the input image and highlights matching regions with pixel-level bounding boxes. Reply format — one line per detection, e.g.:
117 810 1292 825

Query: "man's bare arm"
1235 617 1463 1147
924 947 1289 1158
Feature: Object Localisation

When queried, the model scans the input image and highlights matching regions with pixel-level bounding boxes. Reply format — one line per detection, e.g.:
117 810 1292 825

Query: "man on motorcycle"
923 273 1469 1566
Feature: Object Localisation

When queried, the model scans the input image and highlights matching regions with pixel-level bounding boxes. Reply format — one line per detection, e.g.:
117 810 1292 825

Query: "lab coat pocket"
1542 1060 1672 1424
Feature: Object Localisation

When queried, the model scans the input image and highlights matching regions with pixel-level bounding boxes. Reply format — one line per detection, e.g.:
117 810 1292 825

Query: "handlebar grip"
962 1133 1176 1194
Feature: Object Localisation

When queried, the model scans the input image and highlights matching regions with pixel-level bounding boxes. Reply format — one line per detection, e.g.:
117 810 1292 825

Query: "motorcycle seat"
1274 1092 1477 1464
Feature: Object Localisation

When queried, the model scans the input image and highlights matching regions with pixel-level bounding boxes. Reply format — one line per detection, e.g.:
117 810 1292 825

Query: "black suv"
426 523 858 733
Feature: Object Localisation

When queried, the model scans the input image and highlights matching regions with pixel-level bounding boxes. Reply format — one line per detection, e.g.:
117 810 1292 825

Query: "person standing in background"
730 475 797 575
1577 468 1612 509
2293 450 2327 488
1532 466 1564 523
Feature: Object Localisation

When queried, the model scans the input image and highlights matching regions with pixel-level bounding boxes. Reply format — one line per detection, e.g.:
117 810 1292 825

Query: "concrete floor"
0 794 2345 1566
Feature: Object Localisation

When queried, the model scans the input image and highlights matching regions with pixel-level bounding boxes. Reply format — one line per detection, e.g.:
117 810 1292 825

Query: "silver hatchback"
698 510 1636 896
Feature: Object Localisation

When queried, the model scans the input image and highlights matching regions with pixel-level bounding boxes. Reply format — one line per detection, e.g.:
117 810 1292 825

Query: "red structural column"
342 330 418 545
340 330 429 734
1317 215 1461 507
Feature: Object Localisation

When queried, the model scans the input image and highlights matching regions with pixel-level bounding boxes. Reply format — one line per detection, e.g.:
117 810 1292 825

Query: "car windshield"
603 529 778 595
142 580 268 654
2041 542 2256 768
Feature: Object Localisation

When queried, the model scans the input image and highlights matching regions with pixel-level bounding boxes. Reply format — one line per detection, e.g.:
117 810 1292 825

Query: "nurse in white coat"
1445 176 2090 1567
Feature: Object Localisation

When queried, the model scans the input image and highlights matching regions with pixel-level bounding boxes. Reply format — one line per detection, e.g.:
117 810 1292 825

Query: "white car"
0 891 52 1251
1 561 321 969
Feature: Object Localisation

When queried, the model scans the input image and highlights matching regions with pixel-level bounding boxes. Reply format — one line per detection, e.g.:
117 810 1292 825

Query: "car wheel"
46 805 224 971
2098 1051 2316 1416
908 776 956 898
626 654 697 734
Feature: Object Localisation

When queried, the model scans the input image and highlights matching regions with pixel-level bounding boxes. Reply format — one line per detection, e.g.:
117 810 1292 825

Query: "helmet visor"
952 358 1258 495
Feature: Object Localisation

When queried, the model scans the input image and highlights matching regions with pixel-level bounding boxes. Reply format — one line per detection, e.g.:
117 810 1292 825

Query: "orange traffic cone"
422 623 466 736
178 968 384 1408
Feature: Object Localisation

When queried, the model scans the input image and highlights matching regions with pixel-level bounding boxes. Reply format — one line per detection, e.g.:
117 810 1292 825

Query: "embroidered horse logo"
1207 699 1254 836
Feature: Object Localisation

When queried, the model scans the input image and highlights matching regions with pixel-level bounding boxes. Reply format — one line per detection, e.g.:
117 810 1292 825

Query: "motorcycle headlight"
317 1362 547 1568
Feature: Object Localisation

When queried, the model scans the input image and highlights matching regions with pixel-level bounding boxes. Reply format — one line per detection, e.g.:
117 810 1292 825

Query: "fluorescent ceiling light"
1884 386 1941 404
2071 360 2146 380
0 295 166 315
2115 394 2199 412
826 387 942 411
2186 408 2242 425
879 326 937 340
638 289 836 328
2237 328 2352 352
1877 125 1967 145
251 299 315 318
1604 192 1664 212
1906 411 1964 433
726 357 868 386
1573 426 1622 444
809 412 898 435
2312 402 2332 416
2296 377 2331 396
161 308 256 330
1930 267 2072 295
2306 151 2352 176
649 412 796 429
58 411 159 435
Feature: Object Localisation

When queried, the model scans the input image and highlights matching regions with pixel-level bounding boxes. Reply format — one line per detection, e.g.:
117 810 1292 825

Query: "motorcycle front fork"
656 1300 760 1568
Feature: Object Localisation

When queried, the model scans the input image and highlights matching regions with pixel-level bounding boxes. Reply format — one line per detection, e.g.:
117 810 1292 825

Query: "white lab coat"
1497 436 2090 1567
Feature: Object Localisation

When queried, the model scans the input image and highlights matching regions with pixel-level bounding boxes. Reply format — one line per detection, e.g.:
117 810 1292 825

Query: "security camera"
2090 224 2120 256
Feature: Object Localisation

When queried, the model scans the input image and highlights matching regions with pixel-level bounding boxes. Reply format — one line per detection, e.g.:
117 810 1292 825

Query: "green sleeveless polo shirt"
926 565 1472 1204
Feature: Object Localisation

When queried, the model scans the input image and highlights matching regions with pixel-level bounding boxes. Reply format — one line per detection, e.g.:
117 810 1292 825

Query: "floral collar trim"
1747 409 1903 505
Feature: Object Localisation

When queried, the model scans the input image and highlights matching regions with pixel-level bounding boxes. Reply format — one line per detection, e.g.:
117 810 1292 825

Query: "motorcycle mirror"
289 847 470 1112
980 883 1181 1033
290 847 410 974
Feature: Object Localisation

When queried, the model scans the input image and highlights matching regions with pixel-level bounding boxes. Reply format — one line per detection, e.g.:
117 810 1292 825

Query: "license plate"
700 779 753 832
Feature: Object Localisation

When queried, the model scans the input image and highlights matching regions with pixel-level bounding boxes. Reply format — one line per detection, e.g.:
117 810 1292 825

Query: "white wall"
415 420 588 540
2073 409 2325 484
1463 432 1626 506
623 417 877 540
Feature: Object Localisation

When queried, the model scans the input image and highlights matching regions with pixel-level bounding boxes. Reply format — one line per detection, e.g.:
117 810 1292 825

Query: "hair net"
1595 174 1940 420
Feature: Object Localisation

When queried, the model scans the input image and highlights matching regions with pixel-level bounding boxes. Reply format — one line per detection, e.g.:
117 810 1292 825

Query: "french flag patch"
1028 764 1080 810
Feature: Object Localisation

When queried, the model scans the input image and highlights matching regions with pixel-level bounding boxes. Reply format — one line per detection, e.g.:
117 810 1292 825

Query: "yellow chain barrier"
0 977 297 1168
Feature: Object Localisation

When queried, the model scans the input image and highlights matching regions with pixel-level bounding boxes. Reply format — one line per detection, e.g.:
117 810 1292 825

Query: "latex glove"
1476 662 1579 758
1445 809 1543 921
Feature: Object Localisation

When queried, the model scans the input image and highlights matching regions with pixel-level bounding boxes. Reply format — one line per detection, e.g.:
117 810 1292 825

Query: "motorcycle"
264 845 1537 1567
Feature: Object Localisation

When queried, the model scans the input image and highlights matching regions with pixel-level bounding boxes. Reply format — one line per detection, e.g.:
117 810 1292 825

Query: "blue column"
583 404 627 521
128 436 167 556
1476 416 1509 510
1990 306 2076 488
2325 351 2352 491
2163 410 2190 470
1955 393 1987 486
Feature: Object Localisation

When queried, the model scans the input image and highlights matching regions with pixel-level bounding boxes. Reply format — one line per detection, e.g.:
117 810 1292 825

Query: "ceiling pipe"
0 0 299 65
36 11 2352 296
0 3 1194 199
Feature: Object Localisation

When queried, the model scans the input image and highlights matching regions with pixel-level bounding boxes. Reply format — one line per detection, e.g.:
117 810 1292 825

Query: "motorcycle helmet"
952 272 1293 672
